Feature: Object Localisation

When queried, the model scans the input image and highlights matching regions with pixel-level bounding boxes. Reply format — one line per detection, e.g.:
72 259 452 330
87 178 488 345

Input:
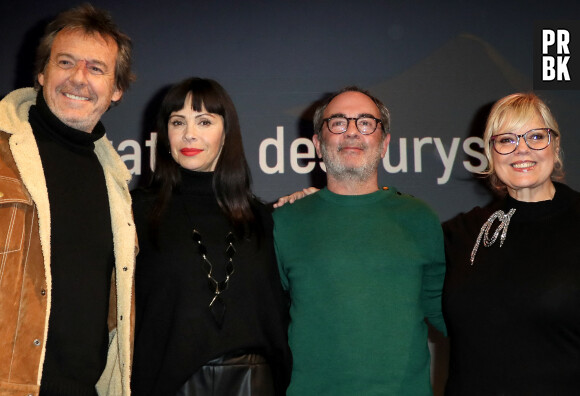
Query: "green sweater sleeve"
421 223 447 335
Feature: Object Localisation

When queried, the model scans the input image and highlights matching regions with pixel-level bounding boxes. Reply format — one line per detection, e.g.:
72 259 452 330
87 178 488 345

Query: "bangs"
189 86 225 117
161 79 227 122
493 102 540 135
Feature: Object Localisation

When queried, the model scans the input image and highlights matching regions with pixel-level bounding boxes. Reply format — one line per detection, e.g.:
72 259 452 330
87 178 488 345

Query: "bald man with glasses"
273 86 446 395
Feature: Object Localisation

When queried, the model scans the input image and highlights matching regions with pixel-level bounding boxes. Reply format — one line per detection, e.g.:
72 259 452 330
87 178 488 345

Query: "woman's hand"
273 187 319 208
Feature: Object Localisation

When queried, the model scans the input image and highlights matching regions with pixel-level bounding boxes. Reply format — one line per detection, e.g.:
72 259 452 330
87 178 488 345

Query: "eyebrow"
327 112 378 118
54 52 109 69
169 113 216 118
358 113 377 118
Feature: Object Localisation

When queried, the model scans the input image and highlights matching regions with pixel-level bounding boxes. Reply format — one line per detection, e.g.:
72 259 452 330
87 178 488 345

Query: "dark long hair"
150 77 256 233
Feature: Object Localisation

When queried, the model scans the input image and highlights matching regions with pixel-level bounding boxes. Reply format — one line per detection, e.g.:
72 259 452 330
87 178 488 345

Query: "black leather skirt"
176 353 275 396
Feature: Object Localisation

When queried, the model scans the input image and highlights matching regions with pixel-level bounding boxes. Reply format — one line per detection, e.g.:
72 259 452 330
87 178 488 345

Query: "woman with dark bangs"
130 77 291 396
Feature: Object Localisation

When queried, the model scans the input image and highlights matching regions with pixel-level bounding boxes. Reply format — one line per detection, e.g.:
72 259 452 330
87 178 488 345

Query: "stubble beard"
46 86 101 133
320 136 384 183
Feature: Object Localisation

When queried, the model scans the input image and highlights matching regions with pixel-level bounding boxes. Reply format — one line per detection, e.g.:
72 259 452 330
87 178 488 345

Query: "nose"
183 123 197 141
69 60 89 85
514 135 529 153
344 119 359 137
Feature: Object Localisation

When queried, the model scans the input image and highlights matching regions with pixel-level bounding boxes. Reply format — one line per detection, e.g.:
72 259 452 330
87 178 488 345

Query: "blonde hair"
482 93 563 193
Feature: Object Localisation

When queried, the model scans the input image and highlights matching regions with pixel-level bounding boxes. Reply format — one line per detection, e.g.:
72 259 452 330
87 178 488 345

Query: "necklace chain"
192 229 236 327
180 193 237 327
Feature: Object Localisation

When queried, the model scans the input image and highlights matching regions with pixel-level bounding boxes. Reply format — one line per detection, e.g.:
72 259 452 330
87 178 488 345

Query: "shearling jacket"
0 88 136 396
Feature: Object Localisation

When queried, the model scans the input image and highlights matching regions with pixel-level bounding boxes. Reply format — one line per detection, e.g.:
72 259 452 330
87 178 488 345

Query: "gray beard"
320 137 383 183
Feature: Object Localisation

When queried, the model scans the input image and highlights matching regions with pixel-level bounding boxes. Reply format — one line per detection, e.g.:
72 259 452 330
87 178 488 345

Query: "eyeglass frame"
489 128 558 155
322 115 383 135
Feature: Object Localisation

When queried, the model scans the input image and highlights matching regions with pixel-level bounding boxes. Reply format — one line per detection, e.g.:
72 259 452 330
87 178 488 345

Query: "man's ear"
380 133 391 158
313 133 322 158
111 87 123 103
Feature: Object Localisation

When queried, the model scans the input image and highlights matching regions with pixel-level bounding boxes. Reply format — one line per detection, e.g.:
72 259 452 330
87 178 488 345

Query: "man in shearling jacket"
0 4 137 396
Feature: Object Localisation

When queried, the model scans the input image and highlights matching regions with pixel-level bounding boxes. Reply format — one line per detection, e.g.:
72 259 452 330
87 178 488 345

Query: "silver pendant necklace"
180 194 236 327
192 229 236 328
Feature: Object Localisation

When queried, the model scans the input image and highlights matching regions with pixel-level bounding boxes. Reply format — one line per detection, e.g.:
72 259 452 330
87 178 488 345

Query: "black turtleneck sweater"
131 169 291 396
443 182 580 395
29 92 114 396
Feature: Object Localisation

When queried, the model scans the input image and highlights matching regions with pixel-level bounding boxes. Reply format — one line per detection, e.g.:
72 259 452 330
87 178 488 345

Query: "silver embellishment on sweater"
470 208 516 265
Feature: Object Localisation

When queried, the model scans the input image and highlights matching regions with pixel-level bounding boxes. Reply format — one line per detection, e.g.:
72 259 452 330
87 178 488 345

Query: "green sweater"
273 187 446 395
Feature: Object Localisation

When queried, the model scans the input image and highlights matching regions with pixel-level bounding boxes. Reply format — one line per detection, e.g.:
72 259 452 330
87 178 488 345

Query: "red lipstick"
180 148 202 156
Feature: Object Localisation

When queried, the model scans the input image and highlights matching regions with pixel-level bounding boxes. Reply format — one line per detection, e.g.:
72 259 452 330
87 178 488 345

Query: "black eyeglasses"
490 128 557 155
323 116 382 135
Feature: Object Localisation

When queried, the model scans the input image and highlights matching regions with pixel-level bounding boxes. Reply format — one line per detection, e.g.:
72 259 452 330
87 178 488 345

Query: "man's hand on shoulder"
273 187 319 208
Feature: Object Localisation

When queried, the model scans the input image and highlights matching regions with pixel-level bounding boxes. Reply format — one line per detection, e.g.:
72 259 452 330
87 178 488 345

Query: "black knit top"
131 169 291 395
443 182 580 395
30 91 114 396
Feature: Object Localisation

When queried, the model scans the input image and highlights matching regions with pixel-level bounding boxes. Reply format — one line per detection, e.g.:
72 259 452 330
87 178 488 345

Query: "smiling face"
38 28 123 132
492 113 559 202
168 94 225 172
313 91 389 188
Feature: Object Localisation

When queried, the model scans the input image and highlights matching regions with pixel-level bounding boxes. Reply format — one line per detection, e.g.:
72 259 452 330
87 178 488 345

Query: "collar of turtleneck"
503 182 576 223
29 90 106 150
177 168 216 196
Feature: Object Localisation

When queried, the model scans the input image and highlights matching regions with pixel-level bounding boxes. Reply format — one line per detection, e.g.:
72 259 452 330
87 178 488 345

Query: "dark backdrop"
2 0 579 221
3 1 579 393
